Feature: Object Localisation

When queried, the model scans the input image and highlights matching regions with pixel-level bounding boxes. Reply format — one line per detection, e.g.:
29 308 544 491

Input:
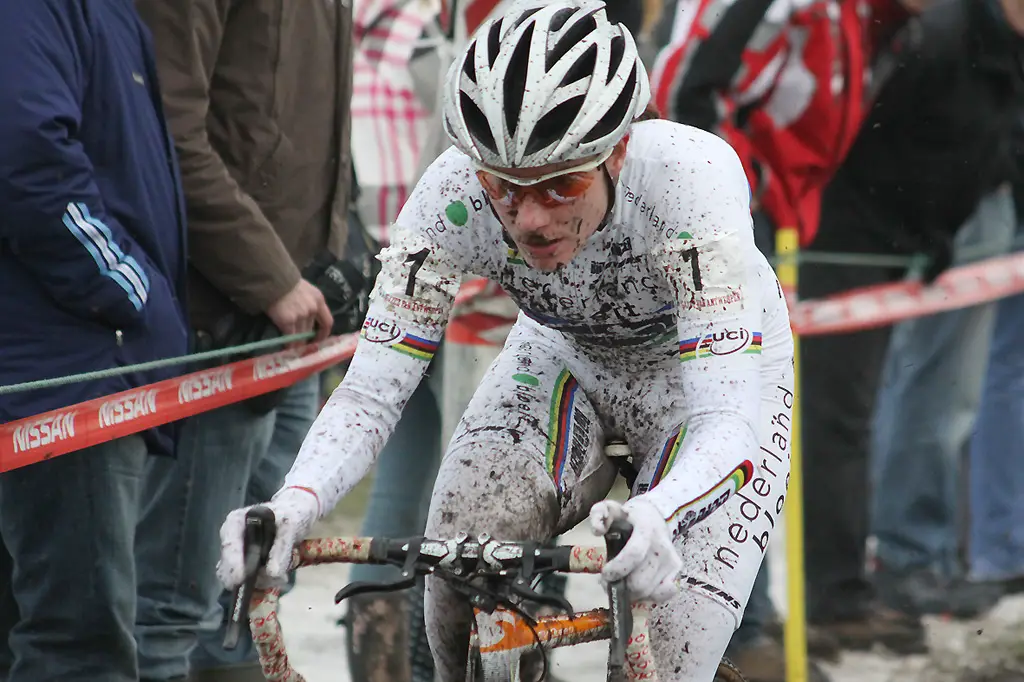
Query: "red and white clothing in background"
651 0 876 246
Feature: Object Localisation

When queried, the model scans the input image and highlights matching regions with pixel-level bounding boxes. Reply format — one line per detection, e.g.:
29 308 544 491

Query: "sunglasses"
473 147 614 209
476 170 598 208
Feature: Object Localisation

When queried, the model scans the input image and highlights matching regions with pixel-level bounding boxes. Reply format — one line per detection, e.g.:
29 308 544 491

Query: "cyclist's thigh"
426 326 618 540
631 356 794 680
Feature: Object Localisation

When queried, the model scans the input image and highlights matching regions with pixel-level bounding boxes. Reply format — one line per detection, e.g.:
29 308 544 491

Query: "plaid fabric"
351 0 437 245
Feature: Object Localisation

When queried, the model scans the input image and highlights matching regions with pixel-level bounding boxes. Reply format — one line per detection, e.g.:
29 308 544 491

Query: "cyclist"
218 1 795 679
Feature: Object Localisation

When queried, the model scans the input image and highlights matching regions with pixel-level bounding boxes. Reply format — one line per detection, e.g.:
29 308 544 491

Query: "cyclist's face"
478 138 629 272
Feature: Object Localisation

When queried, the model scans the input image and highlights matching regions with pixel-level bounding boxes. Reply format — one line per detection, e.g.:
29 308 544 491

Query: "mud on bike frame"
224 506 747 682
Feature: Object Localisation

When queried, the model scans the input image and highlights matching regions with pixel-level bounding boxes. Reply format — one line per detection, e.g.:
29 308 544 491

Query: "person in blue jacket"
0 1 189 680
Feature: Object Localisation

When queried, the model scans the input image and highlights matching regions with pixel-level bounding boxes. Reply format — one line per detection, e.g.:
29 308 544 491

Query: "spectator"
967 163 1024 589
650 0 873 678
799 0 1024 655
0 2 190 680
132 1 363 680
870 185 1014 618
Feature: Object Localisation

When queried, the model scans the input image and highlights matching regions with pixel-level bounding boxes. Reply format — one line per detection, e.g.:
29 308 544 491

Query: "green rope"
0 331 315 396
771 251 920 269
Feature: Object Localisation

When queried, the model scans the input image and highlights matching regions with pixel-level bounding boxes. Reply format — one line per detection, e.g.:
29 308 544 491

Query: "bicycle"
224 506 748 682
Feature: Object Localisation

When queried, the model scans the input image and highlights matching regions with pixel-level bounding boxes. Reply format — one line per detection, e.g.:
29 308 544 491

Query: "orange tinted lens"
476 171 511 203
536 172 596 206
476 169 597 208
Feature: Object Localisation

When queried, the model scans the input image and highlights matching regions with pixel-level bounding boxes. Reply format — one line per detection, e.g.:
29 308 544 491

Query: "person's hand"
266 279 334 342
216 487 320 590
589 497 682 603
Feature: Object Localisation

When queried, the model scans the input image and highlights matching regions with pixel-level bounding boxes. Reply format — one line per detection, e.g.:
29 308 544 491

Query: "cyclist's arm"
641 132 779 540
279 155 470 514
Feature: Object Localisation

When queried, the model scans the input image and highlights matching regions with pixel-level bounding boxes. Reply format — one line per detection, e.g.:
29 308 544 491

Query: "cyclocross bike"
225 507 748 681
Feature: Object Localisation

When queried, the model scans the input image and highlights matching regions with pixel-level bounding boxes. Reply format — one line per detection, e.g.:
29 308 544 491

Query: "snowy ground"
275 492 1024 682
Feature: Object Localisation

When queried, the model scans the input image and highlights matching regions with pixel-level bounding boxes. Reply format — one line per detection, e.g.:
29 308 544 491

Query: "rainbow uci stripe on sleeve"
650 425 687 489
391 334 440 361
544 369 579 490
666 460 754 538
678 336 710 362
746 332 763 354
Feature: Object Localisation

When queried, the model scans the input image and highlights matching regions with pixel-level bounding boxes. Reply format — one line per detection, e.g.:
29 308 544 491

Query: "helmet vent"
504 22 535 137
582 65 636 144
460 91 498 155
607 34 625 84
526 95 585 156
559 42 597 87
546 12 598 70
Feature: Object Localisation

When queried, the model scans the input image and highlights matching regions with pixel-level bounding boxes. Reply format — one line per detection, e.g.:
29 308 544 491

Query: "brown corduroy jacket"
137 0 354 332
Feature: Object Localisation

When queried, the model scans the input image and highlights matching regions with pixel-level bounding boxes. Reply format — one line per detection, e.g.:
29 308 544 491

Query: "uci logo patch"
679 329 762 362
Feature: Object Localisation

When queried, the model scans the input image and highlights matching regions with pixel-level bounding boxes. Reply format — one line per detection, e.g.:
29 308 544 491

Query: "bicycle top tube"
288 533 610 575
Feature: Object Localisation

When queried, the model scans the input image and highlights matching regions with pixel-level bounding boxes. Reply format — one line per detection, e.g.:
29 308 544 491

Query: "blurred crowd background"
1 1 1023 682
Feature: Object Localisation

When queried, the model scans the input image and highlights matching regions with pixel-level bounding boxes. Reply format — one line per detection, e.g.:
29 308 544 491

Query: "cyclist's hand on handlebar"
589 498 682 604
217 487 320 590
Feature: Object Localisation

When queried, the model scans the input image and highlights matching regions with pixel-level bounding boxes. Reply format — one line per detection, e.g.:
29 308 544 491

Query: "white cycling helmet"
442 0 651 171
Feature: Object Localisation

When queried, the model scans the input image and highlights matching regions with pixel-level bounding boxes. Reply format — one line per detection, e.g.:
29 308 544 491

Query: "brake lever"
334 576 417 604
605 517 634 680
223 506 276 650
335 537 427 604
508 580 576 618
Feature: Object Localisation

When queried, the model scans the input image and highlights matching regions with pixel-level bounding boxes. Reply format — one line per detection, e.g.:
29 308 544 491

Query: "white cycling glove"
216 487 320 590
589 497 682 604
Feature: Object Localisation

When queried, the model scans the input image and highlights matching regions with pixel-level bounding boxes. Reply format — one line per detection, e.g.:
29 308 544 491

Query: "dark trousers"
0 436 148 681
799 186 905 621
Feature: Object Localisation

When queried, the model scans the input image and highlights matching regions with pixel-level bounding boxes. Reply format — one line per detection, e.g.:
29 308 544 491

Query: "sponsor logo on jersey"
680 575 741 611
361 316 403 343
620 183 667 230
667 460 754 540
382 294 445 317
427 192 486 239
679 329 762 362
682 289 743 312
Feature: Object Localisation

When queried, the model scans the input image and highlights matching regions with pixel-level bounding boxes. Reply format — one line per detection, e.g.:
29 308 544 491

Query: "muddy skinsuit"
281 121 795 681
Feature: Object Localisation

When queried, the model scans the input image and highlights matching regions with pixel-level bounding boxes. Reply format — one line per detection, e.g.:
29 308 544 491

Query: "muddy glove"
217 487 320 590
589 498 682 603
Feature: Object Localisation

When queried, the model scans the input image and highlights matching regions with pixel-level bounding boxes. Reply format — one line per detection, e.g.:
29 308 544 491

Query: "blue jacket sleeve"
0 2 154 328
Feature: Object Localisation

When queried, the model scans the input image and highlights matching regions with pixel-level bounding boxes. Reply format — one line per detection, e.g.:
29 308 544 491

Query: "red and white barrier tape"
5 250 1024 471
0 335 358 473
789 250 1024 336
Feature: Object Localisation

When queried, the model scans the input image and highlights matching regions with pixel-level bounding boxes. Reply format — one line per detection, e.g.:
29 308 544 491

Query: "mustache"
522 233 560 246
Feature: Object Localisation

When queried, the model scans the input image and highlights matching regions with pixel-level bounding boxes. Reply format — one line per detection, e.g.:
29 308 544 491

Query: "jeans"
871 188 1016 577
0 436 149 682
134 376 319 680
969 263 1024 581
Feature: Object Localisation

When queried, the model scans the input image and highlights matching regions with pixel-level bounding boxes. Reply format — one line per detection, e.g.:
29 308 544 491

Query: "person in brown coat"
132 2 368 680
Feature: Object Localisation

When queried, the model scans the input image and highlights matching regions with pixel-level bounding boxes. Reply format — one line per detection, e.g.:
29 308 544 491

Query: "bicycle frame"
469 603 658 681
243 536 660 681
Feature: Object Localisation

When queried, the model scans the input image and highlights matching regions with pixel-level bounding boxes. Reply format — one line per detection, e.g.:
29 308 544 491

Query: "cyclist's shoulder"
393 146 496 252
619 121 750 245
623 120 743 173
